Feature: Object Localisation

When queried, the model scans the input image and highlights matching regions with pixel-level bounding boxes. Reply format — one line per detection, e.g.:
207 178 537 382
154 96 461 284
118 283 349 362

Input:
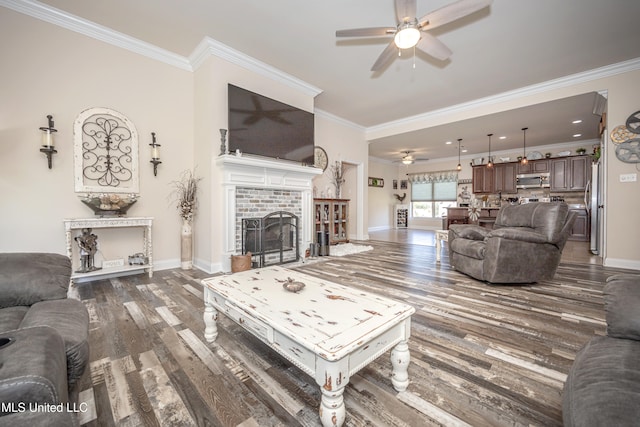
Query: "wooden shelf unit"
314 198 349 245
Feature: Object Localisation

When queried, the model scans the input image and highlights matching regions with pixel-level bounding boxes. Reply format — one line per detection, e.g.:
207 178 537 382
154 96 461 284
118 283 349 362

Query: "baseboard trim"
603 257 640 272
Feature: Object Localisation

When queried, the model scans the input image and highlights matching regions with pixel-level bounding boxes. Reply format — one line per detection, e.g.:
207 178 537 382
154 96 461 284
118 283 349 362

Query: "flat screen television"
228 84 314 164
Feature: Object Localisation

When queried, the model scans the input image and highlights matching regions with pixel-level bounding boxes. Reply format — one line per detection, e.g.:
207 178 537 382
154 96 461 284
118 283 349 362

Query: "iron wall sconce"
39 115 57 169
149 132 162 176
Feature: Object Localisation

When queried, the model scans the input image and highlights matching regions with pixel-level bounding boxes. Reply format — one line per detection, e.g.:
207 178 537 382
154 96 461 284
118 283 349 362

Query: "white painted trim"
315 109 364 131
603 258 640 272
366 57 640 139
189 37 322 98
368 225 391 232
1 0 193 71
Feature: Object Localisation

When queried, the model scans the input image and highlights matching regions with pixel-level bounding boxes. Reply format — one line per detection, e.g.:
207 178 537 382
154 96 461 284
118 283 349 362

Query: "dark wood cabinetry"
494 163 517 193
472 166 494 193
550 155 589 191
473 155 590 194
569 208 589 241
517 159 549 174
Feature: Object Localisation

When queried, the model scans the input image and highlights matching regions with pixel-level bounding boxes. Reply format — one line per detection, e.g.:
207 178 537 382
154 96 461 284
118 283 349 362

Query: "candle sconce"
149 132 162 176
39 115 57 169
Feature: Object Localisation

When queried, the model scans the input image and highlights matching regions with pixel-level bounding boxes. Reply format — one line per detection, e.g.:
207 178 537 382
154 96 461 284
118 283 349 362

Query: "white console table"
64 217 153 281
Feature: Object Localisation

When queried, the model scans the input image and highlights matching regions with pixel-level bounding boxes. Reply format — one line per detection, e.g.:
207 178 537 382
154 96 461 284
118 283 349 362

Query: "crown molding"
314 108 365 131
1 0 193 71
190 37 322 98
367 57 640 138
1 0 324 97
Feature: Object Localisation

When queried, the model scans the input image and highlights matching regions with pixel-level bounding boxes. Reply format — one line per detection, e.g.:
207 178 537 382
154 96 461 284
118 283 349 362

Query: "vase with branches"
330 161 345 198
170 169 202 269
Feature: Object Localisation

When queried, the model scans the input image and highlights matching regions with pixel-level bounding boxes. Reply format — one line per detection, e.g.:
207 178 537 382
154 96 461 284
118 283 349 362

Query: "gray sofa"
448 203 576 283
563 273 640 426
0 253 89 425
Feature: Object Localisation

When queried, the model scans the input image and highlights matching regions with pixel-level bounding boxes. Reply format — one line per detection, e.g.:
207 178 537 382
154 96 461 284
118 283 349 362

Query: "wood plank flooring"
72 238 630 427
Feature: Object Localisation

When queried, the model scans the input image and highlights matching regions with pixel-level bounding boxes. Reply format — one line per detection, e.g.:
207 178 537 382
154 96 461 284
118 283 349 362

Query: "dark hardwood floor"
72 237 628 427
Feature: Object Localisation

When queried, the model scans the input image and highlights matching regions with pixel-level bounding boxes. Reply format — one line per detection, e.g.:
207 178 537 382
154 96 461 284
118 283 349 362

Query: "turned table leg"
391 340 411 391
319 386 346 427
203 300 218 342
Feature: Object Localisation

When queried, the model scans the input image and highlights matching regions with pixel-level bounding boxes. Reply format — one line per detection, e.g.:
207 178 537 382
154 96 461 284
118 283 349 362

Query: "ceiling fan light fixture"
394 24 420 49
402 158 413 165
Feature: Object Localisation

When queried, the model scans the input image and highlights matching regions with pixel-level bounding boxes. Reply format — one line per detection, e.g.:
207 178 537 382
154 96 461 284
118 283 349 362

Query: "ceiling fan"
397 151 429 165
336 0 492 71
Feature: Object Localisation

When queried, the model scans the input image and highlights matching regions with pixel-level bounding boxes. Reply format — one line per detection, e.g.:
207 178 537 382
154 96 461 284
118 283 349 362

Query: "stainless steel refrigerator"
586 160 603 255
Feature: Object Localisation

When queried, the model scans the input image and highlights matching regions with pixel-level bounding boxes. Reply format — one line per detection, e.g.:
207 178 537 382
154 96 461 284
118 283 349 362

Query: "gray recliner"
448 203 576 284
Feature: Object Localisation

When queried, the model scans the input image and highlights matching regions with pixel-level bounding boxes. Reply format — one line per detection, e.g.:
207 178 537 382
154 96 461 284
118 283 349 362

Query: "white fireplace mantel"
215 154 322 272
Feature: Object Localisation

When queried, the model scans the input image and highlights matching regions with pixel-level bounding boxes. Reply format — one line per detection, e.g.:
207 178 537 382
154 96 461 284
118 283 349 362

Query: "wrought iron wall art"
74 107 139 193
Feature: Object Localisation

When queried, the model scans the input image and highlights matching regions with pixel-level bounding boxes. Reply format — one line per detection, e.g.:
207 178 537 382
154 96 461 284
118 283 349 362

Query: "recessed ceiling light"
499 136 506 140
573 133 582 138
572 119 582 124
445 141 452 145
461 149 468 153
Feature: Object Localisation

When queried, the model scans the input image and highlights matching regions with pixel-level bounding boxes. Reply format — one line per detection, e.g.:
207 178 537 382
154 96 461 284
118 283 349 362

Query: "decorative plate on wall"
314 146 328 171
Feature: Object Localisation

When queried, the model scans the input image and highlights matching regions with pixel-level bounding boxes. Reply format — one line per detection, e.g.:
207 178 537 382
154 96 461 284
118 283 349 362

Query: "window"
411 180 457 218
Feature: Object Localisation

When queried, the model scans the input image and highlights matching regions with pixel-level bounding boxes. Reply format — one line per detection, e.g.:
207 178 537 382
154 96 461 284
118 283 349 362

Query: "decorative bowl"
282 277 305 293
80 193 138 216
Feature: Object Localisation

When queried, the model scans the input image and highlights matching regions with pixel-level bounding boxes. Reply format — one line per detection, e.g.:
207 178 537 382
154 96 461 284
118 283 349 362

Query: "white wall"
0 10 194 269
367 159 402 231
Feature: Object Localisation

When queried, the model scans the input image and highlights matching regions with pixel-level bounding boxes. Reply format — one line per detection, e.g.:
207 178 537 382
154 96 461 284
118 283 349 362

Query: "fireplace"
242 211 299 267
216 154 322 272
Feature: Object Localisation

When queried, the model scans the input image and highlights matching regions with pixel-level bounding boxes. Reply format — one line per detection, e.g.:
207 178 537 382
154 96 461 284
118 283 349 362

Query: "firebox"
241 211 299 267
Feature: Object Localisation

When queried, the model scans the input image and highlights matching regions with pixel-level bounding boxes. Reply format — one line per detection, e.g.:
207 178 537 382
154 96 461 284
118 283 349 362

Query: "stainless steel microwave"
516 172 550 189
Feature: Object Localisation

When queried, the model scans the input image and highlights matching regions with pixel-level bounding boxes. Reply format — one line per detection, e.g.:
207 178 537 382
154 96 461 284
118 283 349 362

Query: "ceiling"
32 0 640 161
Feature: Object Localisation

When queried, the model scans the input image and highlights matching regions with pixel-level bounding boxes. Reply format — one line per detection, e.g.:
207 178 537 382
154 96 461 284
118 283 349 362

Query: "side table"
64 216 153 281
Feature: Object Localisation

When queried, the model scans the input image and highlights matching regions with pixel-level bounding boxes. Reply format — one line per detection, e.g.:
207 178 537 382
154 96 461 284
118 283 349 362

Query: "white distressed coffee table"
435 229 449 263
202 266 415 427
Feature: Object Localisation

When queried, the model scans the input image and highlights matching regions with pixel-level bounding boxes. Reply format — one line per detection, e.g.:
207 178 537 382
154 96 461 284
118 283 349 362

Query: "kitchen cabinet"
494 162 517 193
569 155 589 191
550 158 569 191
568 208 589 241
314 198 349 245
550 155 590 191
472 165 494 193
517 159 549 174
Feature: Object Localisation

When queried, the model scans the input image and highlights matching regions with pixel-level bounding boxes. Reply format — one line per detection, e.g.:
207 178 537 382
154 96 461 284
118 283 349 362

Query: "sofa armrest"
449 225 491 241
0 253 71 308
488 227 549 244
604 274 640 340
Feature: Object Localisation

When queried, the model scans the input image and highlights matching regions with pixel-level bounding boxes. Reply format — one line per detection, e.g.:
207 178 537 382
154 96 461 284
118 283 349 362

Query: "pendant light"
521 127 529 165
456 138 462 171
486 133 493 168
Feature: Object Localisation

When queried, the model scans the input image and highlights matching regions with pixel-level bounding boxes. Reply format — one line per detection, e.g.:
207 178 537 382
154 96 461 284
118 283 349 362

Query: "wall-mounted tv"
228 84 314 164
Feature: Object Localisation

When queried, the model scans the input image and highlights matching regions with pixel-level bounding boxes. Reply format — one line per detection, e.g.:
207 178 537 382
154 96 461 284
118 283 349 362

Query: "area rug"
328 243 374 257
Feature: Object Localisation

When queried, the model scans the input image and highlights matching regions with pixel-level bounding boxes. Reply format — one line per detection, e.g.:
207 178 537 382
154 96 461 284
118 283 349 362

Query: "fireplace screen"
242 211 299 267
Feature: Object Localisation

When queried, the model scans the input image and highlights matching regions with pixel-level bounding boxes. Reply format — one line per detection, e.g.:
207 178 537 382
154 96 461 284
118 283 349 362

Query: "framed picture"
393 179 398 189
368 177 384 187
400 180 408 190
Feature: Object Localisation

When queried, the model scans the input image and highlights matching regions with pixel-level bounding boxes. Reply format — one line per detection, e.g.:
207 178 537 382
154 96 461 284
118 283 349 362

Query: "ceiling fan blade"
371 40 398 72
418 0 492 30
416 32 452 61
395 0 417 23
336 27 396 37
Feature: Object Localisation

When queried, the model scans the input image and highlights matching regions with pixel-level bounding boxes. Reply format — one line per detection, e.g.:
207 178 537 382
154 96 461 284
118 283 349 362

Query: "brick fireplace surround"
215 154 322 272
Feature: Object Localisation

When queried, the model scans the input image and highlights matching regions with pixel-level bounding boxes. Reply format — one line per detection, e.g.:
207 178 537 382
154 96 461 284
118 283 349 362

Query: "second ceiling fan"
336 0 492 72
